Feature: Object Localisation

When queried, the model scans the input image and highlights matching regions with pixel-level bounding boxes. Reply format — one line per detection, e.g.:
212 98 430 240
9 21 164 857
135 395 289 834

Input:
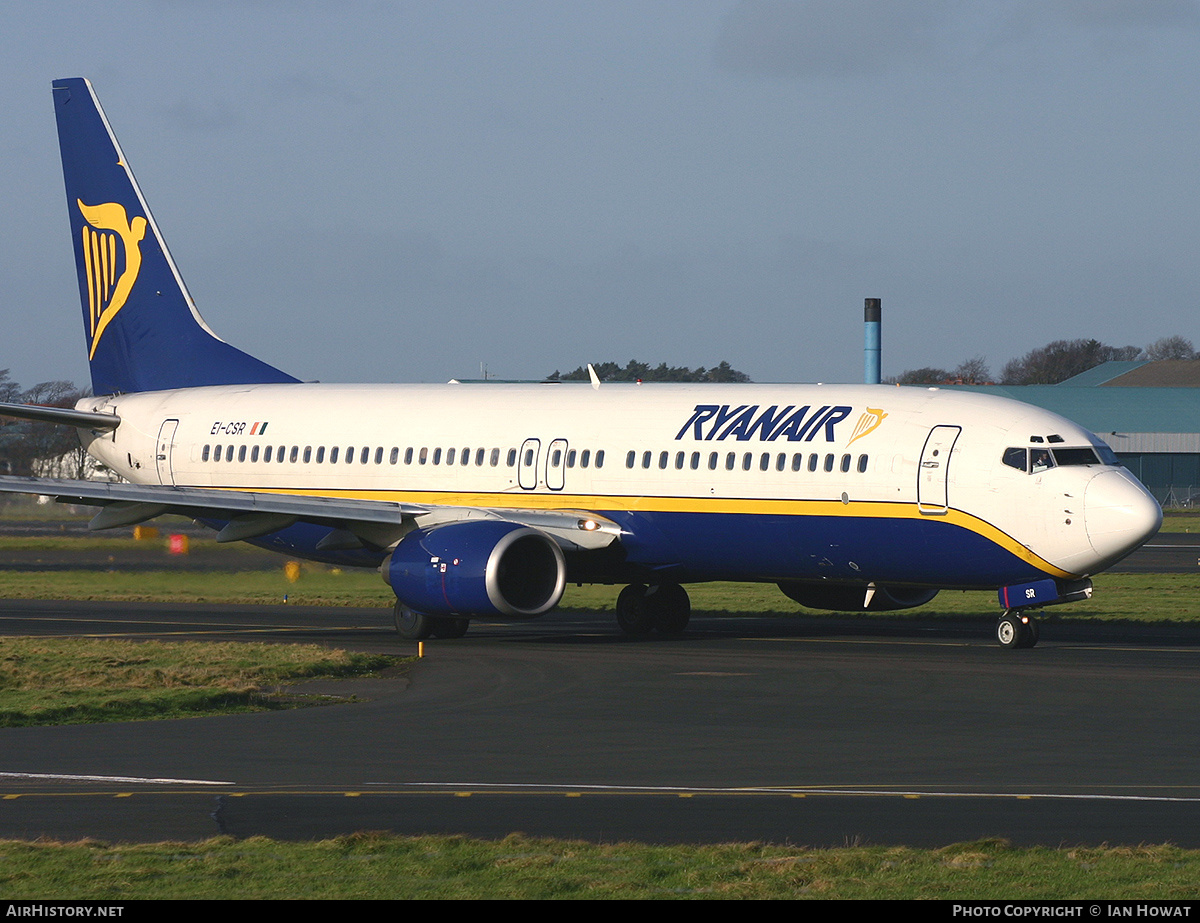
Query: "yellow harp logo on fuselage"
78 199 147 359
847 407 888 446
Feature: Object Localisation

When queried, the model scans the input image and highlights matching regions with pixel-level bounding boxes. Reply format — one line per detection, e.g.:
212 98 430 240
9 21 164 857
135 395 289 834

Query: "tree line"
0 371 90 478
547 360 751 383
891 335 1196 386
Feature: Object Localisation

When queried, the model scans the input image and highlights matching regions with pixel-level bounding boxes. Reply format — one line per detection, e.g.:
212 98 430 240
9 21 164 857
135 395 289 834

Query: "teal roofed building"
943 359 1200 507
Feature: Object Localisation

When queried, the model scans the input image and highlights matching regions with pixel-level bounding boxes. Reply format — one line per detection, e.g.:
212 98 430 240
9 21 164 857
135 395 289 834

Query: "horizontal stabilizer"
0 401 120 430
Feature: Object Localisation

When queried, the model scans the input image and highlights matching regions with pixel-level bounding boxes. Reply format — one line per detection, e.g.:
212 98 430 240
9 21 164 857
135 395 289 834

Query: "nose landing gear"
996 610 1040 649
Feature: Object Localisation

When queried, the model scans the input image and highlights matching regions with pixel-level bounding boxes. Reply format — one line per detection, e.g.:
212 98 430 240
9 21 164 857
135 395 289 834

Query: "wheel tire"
430 616 470 639
647 582 690 635
616 584 656 637
394 601 434 640
996 612 1024 649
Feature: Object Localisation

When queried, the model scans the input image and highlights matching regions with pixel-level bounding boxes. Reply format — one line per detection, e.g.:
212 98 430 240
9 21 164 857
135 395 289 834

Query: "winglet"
587 363 601 391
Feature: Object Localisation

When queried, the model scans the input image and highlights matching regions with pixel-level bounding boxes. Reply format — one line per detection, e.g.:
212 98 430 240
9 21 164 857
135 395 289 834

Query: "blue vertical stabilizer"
53 78 298 395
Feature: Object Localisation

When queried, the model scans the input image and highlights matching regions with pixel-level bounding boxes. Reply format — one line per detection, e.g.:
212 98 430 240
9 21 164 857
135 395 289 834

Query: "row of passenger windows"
199 443 869 476
625 450 870 474
200 444 607 469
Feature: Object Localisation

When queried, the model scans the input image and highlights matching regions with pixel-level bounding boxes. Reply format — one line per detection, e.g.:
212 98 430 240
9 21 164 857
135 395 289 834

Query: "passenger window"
824 454 834 472
808 454 818 472
857 454 868 473
290 446 299 463
303 446 312 463
265 446 273 463
708 452 718 471
447 448 457 465
507 449 517 466
580 449 590 468
202 445 210 462
840 454 851 472
251 446 260 463
316 446 325 463
361 447 370 465
595 450 604 468
626 451 636 469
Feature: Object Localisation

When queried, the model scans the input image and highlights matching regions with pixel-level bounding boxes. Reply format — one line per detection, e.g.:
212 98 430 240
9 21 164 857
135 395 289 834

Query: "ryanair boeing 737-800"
0 78 1162 648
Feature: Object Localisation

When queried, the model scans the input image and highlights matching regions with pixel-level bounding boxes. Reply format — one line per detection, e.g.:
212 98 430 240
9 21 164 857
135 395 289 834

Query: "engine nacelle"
384 520 566 619
777 582 939 612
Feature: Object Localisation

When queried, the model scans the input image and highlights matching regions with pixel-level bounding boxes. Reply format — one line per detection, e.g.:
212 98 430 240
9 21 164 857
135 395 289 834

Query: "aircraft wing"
0 476 621 553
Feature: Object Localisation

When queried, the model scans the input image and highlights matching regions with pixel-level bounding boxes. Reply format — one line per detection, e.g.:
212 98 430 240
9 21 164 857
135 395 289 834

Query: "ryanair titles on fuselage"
675 404 860 443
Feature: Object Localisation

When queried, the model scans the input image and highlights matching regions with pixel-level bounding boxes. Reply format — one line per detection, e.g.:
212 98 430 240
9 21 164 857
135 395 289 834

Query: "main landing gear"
393 600 470 640
996 610 1040 649
615 583 691 637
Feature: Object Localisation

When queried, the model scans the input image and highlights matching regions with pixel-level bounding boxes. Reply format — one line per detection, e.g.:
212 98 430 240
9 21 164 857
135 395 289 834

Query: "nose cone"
1083 469 1162 569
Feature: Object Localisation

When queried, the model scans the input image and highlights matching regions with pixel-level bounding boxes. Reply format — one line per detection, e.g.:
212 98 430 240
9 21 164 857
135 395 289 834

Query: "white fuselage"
76 381 1162 589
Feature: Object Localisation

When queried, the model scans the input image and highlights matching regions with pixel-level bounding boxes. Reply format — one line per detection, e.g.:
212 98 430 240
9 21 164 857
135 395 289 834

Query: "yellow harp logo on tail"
77 199 147 359
847 407 888 446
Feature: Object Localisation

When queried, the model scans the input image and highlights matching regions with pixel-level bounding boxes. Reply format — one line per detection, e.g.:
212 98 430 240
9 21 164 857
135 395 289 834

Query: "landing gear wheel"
394 601 434 640
647 582 690 635
616 583 691 637
430 616 470 639
616 584 655 637
996 611 1038 649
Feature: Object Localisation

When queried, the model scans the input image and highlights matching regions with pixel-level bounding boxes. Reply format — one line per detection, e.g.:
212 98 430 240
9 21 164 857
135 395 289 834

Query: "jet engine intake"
384 520 565 619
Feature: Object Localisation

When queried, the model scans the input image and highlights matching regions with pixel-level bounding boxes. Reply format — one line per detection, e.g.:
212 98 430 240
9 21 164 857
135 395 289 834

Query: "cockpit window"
1094 443 1121 466
1052 447 1100 466
1003 447 1027 471
1030 449 1055 473
1003 445 1111 473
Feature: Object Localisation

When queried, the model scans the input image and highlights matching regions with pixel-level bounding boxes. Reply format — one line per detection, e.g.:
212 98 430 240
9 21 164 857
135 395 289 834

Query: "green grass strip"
0 834 1198 899
0 637 397 726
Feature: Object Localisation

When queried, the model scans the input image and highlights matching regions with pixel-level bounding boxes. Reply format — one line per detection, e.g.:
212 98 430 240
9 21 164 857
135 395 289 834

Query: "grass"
0 564 1197 626
0 835 1198 899
0 637 397 726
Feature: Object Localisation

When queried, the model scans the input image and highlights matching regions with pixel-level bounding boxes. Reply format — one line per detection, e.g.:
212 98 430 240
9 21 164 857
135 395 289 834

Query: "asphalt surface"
2 597 1200 847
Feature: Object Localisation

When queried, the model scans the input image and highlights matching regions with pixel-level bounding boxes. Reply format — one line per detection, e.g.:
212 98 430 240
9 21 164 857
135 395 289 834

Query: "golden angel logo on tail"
847 407 888 446
78 199 147 359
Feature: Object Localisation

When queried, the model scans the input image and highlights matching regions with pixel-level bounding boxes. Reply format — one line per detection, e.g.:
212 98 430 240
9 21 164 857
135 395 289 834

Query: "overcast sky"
2 1 1198 389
